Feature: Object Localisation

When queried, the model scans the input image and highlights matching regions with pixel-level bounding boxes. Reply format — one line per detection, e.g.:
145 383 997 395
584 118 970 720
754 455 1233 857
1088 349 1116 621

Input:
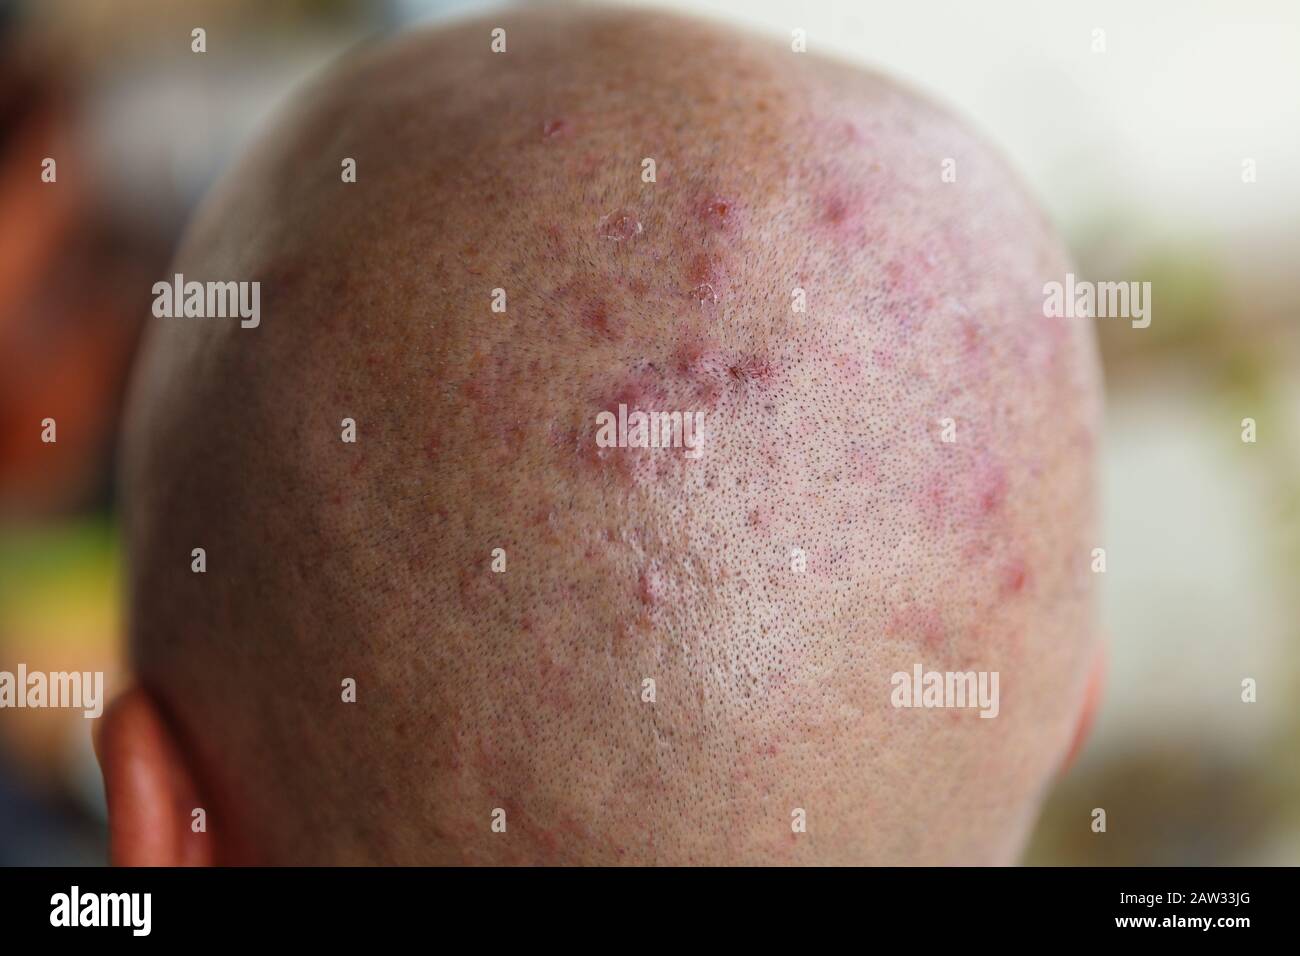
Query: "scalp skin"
123 7 1101 865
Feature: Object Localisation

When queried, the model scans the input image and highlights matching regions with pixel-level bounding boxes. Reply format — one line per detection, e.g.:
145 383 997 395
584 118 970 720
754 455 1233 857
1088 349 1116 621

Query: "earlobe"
95 685 215 866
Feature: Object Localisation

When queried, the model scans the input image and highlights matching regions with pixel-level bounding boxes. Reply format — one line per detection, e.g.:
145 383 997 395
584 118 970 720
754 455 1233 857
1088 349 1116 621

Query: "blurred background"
1 0 1297 865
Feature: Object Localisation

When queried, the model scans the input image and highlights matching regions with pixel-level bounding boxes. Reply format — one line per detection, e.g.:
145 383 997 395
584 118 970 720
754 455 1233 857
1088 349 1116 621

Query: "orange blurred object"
0 62 156 515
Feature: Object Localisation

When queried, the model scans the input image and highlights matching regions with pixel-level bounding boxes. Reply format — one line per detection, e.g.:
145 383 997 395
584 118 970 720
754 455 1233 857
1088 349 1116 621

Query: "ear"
94 685 215 866
1061 640 1106 774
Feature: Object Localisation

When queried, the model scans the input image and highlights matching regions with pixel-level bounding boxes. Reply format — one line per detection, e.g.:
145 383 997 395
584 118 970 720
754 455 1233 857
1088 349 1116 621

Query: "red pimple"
637 565 664 607
670 341 735 407
1001 558 1031 597
687 255 715 283
685 254 721 303
823 195 850 226
883 258 910 293
974 460 1008 516
495 419 526 453
607 372 667 412
580 297 622 340
672 340 727 378
457 349 506 410
698 194 737 229
918 472 953 524
960 316 987 362
461 372 490 409
457 244 484 276
817 190 870 244
542 117 568 140
885 250 939 298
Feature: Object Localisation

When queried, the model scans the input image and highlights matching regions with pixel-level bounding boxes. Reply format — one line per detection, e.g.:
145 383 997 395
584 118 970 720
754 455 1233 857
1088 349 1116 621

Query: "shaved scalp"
123 7 1101 864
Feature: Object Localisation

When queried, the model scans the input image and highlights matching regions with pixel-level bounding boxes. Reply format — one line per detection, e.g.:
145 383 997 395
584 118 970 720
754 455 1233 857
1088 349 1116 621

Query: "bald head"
121 7 1100 864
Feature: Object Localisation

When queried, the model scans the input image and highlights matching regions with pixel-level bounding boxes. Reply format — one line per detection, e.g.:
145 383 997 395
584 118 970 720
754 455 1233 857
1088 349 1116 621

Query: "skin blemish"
673 341 761 407
597 209 643 242
672 341 727 377
541 117 568 140
918 472 954 526
456 564 505 612
888 606 946 650
686 254 717 285
494 419 527 455
552 417 647 486
815 188 872 245
457 244 483 276
1000 558 1031 597
580 297 622 340
638 564 664 607
957 308 990 364
885 250 940 300
459 352 505 413
883 258 911 294
839 120 864 145
671 340 731 399
698 194 738 230
823 194 851 226
606 372 668 412
544 225 566 256
974 459 1008 516
685 253 722 304
727 354 777 388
